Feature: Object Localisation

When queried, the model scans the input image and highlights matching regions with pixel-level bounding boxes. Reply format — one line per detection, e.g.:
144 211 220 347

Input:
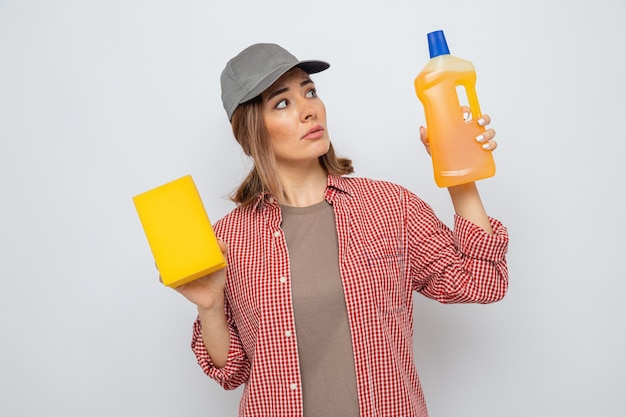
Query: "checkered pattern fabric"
191 175 508 416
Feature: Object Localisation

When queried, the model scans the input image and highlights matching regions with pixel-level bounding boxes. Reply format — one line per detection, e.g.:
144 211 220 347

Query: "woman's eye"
275 99 288 109
305 88 317 98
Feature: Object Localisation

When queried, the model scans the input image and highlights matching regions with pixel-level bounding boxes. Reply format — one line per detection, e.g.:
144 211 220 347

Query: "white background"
1 1 625 416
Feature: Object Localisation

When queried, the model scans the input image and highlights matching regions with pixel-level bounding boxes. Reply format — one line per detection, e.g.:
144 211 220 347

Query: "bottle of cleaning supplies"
414 30 495 187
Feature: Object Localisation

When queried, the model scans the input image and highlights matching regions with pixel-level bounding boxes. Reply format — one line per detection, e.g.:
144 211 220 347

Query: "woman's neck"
276 163 328 207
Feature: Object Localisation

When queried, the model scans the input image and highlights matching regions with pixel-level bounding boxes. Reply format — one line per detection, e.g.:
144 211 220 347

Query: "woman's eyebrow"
300 78 313 87
266 87 289 102
266 78 314 102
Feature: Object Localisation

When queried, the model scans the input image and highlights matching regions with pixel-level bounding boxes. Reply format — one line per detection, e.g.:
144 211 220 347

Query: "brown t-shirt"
281 200 360 417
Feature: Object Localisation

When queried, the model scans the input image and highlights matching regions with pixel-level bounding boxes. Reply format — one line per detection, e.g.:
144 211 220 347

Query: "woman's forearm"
198 301 231 368
447 182 493 234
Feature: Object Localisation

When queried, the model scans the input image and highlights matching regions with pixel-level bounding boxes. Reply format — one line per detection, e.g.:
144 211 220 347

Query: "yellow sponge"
132 175 226 288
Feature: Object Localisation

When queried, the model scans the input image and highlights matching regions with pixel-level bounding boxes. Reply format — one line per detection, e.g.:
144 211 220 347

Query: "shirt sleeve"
190 298 251 390
407 192 509 304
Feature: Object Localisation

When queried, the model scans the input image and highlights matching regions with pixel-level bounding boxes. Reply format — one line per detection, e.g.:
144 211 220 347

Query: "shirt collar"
249 174 352 212
325 174 352 199
250 191 273 212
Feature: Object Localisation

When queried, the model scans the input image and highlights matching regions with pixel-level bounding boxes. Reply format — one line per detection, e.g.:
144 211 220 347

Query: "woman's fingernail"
476 134 485 143
463 112 470 121
482 143 490 150
478 118 486 126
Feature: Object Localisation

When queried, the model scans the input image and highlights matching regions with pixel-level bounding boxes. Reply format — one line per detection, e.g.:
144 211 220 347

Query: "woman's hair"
230 96 354 207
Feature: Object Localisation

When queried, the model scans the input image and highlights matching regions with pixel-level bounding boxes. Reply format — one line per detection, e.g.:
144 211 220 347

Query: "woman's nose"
299 99 316 121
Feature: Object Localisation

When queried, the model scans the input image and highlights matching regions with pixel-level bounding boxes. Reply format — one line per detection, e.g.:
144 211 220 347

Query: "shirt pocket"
365 251 409 313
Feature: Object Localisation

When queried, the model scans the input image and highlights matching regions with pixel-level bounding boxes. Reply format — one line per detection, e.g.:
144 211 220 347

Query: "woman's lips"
302 125 324 140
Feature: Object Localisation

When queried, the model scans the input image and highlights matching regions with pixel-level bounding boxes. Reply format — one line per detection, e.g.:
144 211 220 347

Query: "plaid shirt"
191 175 508 416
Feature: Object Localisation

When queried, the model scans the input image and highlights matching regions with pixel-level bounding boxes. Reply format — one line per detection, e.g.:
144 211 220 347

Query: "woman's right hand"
169 239 229 312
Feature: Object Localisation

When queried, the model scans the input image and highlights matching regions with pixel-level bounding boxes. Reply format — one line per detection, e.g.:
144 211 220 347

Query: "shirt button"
268 197 275 204
285 330 292 337
289 383 297 391
273 231 280 238
279 276 287 283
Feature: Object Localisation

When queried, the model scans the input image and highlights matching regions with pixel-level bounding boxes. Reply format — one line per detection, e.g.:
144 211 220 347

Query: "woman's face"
261 68 330 169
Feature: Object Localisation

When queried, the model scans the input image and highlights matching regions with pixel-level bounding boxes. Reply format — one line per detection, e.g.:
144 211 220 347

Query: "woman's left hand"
419 110 498 155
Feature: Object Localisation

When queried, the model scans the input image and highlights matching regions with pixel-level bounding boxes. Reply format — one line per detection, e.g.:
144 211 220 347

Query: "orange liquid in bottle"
414 31 495 188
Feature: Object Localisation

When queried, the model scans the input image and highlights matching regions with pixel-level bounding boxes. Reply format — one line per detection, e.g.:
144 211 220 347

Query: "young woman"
174 43 508 417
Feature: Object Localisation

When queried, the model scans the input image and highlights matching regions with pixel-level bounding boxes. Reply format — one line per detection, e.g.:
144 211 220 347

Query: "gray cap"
220 43 330 120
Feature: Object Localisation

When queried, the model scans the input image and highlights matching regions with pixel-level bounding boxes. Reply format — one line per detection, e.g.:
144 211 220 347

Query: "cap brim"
297 60 330 75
